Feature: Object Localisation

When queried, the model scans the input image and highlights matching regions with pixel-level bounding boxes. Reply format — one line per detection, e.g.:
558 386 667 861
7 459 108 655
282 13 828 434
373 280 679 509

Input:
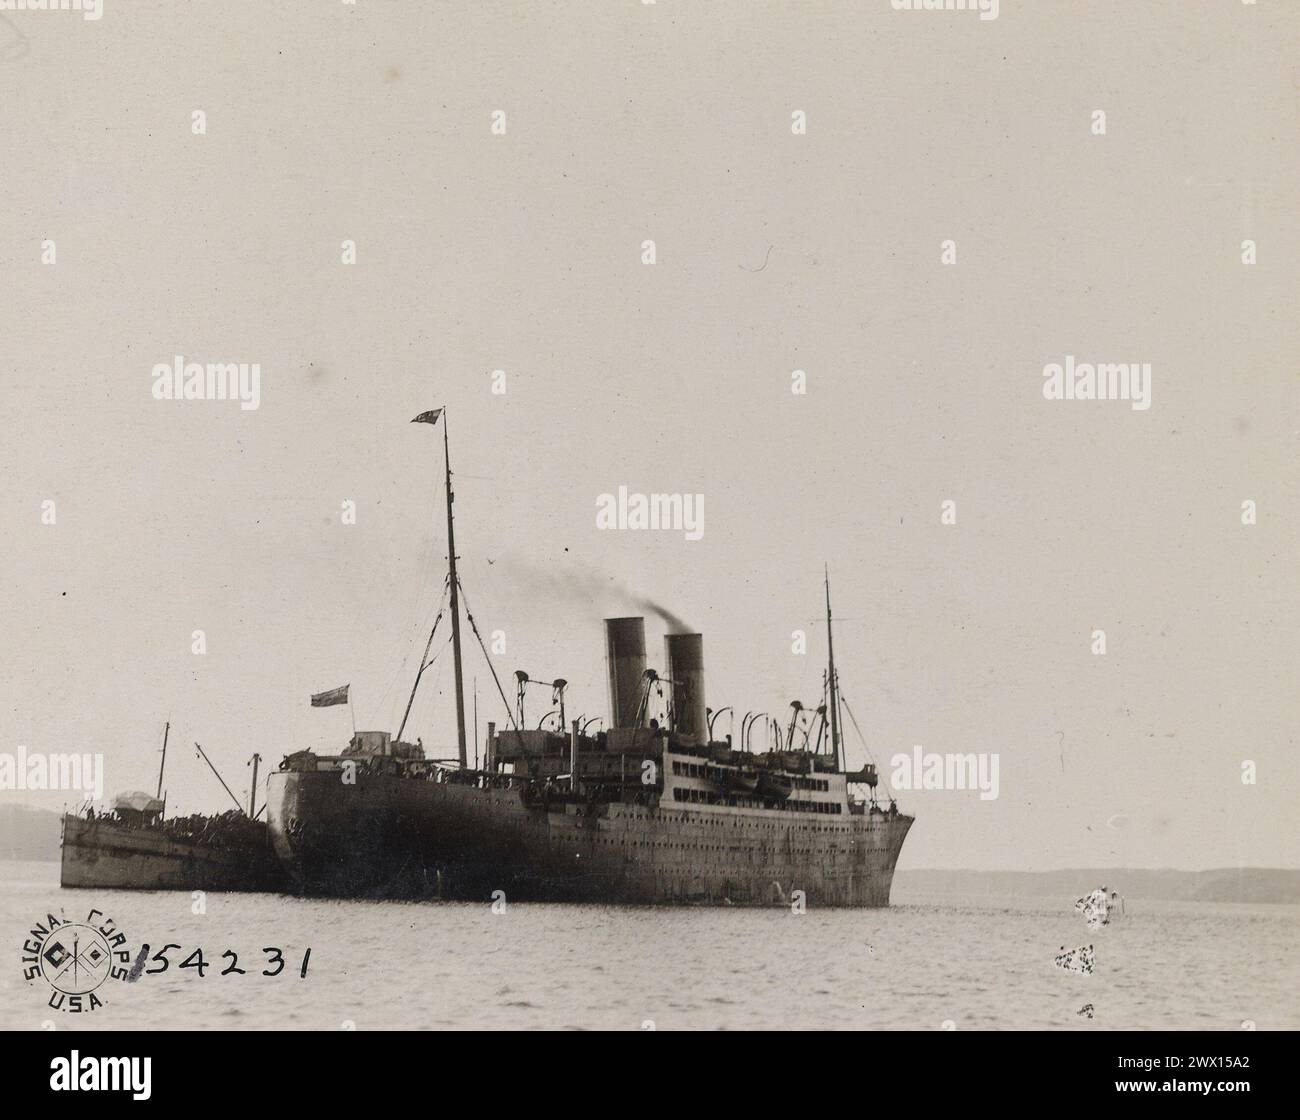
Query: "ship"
61 732 284 893
266 409 913 906
61 804 282 892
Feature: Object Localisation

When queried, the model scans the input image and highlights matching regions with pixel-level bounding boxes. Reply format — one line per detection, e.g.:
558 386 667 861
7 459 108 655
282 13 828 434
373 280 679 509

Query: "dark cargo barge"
60 736 284 893
61 807 283 893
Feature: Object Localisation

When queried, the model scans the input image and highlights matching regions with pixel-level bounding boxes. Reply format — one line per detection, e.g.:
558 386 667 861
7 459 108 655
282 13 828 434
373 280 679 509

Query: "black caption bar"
2 1029 1282 1105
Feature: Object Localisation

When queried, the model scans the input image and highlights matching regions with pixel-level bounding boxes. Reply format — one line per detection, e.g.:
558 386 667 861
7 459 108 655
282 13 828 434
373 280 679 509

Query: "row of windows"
670 788 842 814
783 800 841 814
673 787 721 804
575 832 872 854
670 761 831 794
791 776 830 792
613 806 867 832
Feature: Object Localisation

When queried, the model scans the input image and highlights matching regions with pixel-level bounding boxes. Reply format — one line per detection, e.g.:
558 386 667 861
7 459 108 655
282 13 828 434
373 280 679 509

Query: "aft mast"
824 567 842 772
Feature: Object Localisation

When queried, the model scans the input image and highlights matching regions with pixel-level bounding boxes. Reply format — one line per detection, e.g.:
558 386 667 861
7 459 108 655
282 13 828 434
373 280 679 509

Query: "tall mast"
443 413 468 768
248 753 261 817
824 566 842 771
156 720 169 799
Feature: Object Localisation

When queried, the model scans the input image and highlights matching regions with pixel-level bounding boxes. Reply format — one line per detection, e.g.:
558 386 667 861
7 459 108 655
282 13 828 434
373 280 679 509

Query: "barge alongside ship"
61 807 282 893
266 409 913 906
60 733 283 893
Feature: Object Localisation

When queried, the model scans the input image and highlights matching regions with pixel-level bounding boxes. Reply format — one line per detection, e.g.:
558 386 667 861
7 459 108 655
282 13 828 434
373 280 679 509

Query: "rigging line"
396 590 452 742
837 692 877 766
838 692 897 800
378 575 450 718
418 630 454 673
403 567 447 658
817 670 830 755
411 645 451 742
408 634 454 738
352 539 440 712
454 576 519 732
416 572 451 647
340 517 439 716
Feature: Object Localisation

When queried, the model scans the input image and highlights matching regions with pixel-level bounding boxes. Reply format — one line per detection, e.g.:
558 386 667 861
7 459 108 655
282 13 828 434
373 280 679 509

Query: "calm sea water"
3 861 1295 1031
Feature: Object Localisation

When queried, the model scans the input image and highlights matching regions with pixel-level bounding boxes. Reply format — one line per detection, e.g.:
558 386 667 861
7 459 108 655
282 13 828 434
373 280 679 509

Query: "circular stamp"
21 908 133 1013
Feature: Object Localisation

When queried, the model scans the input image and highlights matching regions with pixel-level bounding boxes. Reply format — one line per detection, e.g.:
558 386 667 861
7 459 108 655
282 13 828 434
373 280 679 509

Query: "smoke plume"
491 554 693 632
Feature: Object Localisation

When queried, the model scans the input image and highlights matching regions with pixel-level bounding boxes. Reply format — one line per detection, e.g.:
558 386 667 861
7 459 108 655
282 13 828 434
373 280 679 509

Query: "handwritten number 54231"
140 945 310 978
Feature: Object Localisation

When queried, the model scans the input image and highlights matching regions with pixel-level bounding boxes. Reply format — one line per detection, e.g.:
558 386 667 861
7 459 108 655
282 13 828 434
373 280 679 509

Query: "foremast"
412 408 468 768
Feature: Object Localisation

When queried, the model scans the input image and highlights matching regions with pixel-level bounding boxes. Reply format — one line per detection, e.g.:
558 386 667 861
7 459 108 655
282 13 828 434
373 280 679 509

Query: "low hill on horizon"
895 867 1300 905
0 804 63 862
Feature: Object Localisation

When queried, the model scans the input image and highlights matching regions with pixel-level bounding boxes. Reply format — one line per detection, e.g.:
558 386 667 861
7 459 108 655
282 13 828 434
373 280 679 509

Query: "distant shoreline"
895 867 1300 905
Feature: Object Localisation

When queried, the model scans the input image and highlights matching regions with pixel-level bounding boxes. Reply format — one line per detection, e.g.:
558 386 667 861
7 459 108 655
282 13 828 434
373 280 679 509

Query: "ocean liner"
266 410 913 905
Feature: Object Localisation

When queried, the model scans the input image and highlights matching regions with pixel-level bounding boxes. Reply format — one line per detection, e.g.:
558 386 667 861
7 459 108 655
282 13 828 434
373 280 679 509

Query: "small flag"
411 409 443 425
311 685 350 708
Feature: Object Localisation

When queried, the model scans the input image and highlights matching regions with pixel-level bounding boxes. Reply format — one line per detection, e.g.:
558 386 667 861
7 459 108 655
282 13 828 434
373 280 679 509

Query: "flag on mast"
411 409 443 425
311 685 350 708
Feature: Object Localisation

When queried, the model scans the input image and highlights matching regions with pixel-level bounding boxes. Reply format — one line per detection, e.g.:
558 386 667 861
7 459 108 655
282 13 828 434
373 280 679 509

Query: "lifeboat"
756 771 793 800
844 765 878 788
721 769 760 796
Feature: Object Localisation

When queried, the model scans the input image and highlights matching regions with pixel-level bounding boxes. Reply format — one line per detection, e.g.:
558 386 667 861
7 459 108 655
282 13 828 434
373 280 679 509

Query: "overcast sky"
1 1 1296 871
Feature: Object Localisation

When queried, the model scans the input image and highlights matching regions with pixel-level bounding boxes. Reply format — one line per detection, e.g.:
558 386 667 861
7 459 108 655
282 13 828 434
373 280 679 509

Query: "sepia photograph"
0 0 1295 1092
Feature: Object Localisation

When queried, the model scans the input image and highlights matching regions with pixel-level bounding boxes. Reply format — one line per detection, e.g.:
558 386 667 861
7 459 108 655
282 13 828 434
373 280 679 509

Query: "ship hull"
60 814 283 892
266 771 912 906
